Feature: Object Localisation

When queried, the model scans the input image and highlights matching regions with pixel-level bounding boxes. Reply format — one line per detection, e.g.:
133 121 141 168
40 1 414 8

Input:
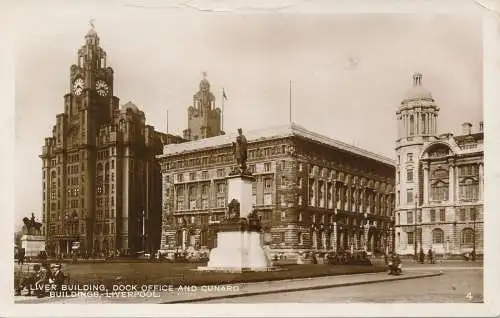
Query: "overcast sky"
14 6 482 226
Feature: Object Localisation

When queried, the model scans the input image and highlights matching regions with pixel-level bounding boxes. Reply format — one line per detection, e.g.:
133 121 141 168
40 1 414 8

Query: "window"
407 211 414 224
264 193 272 205
177 174 183 182
459 179 479 201
407 232 414 245
189 172 195 181
430 209 436 222
461 228 474 245
398 155 400 164
202 171 208 180
217 183 225 193
432 228 444 244
264 162 271 172
407 189 414 204
439 209 445 222
217 169 224 178
281 176 286 187
459 208 466 221
189 186 196 198
217 197 225 208
280 194 286 207
264 178 272 189
397 171 400 184
407 153 413 162
249 165 256 173
469 207 478 221
201 198 208 209
406 169 413 182
280 211 286 221
201 184 208 196
397 190 400 205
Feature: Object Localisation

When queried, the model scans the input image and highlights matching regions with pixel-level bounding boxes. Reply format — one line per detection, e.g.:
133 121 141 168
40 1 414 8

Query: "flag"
223 88 228 100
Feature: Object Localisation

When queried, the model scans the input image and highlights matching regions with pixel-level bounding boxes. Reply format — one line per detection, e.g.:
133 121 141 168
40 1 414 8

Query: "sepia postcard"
1 0 499 317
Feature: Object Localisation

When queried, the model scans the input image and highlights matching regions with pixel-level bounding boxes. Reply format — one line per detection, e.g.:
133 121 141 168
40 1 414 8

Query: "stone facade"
395 73 484 257
158 123 396 259
40 27 184 256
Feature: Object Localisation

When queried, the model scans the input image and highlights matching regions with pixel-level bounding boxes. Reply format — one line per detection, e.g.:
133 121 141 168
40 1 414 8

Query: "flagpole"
166 109 169 134
289 80 292 123
222 89 225 132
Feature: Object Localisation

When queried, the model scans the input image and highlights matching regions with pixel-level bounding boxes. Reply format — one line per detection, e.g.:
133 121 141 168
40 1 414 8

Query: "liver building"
40 26 182 257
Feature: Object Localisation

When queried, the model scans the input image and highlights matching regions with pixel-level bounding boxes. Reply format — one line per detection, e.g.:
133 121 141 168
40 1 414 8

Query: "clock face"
73 78 85 96
96 80 109 96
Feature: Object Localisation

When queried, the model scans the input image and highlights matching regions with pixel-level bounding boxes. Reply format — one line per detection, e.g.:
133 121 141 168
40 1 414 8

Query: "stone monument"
200 128 271 272
20 213 46 257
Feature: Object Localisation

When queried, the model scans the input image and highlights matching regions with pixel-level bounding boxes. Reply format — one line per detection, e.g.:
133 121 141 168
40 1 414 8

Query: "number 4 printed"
466 291 473 301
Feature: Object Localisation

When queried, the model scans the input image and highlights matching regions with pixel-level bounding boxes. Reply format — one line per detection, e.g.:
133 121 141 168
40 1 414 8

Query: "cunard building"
40 26 183 256
394 73 484 257
158 77 396 259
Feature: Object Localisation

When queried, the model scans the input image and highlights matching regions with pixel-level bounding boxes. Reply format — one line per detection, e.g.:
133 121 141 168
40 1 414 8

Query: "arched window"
432 228 444 244
409 115 415 136
461 228 474 245
430 168 449 201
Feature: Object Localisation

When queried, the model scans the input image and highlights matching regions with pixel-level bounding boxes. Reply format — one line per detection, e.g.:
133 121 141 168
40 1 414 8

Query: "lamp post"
472 208 477 261
414 193 418 261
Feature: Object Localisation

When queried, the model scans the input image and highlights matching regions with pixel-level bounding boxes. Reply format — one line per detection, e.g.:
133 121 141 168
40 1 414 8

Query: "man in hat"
52 263 66 291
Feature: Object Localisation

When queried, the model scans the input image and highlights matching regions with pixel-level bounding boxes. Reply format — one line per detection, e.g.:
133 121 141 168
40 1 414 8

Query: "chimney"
479 121 484 132
461 122 472 135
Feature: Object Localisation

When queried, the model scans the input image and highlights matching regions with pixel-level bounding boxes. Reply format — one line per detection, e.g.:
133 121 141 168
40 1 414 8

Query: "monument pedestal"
199 173 272 272
21 234 46 257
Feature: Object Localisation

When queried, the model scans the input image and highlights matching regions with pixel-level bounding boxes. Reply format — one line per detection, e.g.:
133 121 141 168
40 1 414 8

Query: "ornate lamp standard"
472 208 477 261
414 192 418 261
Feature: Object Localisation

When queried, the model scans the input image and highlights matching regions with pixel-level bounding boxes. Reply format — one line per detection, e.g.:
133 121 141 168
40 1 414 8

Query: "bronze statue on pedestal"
232 128 249 175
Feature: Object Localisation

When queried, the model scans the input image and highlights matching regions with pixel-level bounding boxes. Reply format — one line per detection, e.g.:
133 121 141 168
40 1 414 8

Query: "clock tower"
41 24 178 256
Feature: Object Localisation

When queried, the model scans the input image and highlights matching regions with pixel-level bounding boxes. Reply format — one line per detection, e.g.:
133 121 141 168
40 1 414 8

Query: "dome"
402 72 434 102
121 102 141 114
86 28 99 38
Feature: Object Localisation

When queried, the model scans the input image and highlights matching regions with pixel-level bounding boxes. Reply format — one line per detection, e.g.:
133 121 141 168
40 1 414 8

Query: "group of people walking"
417 248 436 264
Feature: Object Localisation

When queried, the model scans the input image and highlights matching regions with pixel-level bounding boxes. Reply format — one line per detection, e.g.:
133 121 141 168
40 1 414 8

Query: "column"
416 112 420 135
432 115 437 135
331 223 337 251
182 229 187 250
407 114 411 136
479 163 484 201
448 160 455 202
455 166 460 202
423 163 429 204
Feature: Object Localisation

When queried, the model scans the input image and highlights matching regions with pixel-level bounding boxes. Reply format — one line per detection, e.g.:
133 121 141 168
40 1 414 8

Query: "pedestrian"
51 264 65 292
427 248 434 264
419 248 425 264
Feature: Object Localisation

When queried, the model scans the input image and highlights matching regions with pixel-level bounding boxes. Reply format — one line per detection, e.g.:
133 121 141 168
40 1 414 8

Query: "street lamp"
414 192 418 261
472 208 477 261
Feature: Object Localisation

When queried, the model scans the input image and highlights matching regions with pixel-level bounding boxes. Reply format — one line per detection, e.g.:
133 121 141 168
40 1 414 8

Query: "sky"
13 5 483 227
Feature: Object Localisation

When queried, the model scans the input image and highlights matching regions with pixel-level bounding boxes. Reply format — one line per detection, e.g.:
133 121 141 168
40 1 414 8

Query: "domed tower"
394 72 439 254
183 72 223 141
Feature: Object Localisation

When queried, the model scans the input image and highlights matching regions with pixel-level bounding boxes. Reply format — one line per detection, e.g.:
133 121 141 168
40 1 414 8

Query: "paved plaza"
196 265 483 303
